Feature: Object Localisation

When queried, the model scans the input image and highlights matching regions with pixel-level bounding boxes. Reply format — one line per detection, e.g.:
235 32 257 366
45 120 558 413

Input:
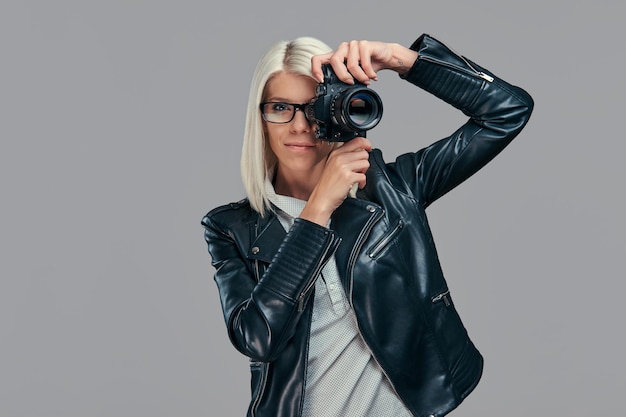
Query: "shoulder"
201 198 256 230
367 147 416 188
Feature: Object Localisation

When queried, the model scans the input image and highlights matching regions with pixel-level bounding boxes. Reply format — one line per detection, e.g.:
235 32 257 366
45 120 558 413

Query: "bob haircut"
241 36 333 217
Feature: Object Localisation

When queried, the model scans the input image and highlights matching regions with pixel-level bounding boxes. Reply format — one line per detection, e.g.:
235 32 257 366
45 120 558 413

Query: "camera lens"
336 87 382 131
347 92 379 126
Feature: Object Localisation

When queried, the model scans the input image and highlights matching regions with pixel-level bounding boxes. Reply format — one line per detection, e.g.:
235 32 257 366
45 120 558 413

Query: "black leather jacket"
202 34 533 417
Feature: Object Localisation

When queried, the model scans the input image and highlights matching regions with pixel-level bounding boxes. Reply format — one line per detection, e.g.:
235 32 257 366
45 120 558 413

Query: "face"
263 72 332 185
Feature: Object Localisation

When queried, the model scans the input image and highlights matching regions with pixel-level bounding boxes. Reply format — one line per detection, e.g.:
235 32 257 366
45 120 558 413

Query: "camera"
309 64 383 142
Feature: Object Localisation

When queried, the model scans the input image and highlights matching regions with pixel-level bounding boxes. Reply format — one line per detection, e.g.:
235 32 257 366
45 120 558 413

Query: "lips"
285 142 316 150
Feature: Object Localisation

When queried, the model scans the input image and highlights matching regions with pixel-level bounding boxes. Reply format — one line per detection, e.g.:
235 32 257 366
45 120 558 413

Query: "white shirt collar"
264 178 307 220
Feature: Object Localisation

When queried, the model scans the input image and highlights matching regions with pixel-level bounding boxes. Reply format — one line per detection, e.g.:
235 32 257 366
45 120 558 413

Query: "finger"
346 40 369 84
332 151 369 168
327 151 369 173
351 158 371 174
325 149 370 180
355 173 367 189
358 41 378 81
328 42 354 84
330 147 370 164
335 157 371 183
341 136 372 152
311 52 333 82
340 168 368 191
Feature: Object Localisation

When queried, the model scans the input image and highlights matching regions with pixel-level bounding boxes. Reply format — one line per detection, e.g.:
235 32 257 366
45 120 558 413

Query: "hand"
311 40 418 85
299 137 372 226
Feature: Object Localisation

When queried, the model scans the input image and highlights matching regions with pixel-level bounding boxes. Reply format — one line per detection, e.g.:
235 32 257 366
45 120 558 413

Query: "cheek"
265 126 277 147
264 126 283 158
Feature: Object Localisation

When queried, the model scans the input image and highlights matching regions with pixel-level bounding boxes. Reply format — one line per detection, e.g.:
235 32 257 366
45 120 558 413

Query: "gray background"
2 1 624 416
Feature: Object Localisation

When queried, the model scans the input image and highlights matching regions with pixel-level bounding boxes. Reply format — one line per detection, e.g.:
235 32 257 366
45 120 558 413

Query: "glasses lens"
262 102 294 123
304 102 317 124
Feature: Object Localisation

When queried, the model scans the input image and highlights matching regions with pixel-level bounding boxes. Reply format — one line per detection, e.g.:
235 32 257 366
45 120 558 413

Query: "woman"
202 33 533 417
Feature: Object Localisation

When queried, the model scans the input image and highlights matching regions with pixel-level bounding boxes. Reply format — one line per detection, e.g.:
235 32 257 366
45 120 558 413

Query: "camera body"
310 64 383 142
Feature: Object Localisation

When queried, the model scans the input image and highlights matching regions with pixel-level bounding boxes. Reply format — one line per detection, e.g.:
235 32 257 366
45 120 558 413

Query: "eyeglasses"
259 101 316 124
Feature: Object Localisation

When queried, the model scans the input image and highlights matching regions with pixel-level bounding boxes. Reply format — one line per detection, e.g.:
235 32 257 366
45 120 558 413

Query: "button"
366 205 376 213
251 246 260 254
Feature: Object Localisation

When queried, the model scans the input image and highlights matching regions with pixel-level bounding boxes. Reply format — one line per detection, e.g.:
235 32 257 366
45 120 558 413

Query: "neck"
273 167 321 200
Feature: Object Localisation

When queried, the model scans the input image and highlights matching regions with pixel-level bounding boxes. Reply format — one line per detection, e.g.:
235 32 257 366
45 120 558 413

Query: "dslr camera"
309 64 383 142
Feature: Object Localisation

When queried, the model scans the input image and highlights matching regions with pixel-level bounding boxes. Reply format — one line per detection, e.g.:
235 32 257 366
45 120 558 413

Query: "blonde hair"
241 36 333 216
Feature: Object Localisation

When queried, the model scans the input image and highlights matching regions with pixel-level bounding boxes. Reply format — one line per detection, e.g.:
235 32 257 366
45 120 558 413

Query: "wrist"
388 43 418 76
299 199 333 227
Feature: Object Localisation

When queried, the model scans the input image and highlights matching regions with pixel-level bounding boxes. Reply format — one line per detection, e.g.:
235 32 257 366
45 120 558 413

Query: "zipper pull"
298 294 305 312
478 72 494 82
432 290 452 307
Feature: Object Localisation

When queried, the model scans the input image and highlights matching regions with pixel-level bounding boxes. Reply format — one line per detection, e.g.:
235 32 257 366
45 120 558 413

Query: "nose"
290 107 312 132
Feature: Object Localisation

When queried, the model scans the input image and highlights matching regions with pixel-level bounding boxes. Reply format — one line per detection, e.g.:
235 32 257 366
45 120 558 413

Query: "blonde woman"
202 33 533 417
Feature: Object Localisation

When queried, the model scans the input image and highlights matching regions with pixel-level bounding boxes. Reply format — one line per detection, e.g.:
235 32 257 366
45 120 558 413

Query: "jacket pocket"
249 360 268 417
367 219 404 259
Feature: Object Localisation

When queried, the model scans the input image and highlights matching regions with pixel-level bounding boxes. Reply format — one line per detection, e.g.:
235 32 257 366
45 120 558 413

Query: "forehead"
265 72 317 102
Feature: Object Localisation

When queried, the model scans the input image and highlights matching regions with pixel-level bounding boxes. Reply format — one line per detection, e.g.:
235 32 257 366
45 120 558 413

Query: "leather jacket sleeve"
390 34 534 207
202 213 341 362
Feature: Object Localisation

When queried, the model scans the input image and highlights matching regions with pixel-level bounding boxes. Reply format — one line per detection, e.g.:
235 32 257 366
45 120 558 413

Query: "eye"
271 102 291 113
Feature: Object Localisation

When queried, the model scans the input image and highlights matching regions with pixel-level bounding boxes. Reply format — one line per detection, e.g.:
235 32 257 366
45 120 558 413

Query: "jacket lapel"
247 214 286 264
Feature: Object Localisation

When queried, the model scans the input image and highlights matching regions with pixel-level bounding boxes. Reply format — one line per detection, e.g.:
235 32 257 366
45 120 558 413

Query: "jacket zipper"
347 206 384 301
297 277 318 312
253 222 261 282
297 236 341 312
250 222 266 417
249 360 268 417
431 290 452 307
254 259 260 282
346 208 414 415
368 219 404 259
419 55 494 82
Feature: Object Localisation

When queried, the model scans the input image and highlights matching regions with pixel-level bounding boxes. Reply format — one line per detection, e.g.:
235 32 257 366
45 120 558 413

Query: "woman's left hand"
311 40 418 85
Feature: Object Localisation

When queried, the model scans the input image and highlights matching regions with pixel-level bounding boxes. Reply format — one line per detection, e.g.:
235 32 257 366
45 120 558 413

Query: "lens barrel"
334 87 383 131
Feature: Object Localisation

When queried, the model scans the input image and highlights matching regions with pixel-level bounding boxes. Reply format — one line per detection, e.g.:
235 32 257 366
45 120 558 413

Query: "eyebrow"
265 96 315 103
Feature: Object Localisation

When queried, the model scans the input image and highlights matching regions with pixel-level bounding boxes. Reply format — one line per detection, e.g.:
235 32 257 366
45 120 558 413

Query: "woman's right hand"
299 137 372 226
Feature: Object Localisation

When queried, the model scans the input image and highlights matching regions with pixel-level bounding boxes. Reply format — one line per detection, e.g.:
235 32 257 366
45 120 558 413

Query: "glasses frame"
259 101 316 124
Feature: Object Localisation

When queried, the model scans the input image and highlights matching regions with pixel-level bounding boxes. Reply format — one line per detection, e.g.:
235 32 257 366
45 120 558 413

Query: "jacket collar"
247 209 286 264
246 198 383 277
